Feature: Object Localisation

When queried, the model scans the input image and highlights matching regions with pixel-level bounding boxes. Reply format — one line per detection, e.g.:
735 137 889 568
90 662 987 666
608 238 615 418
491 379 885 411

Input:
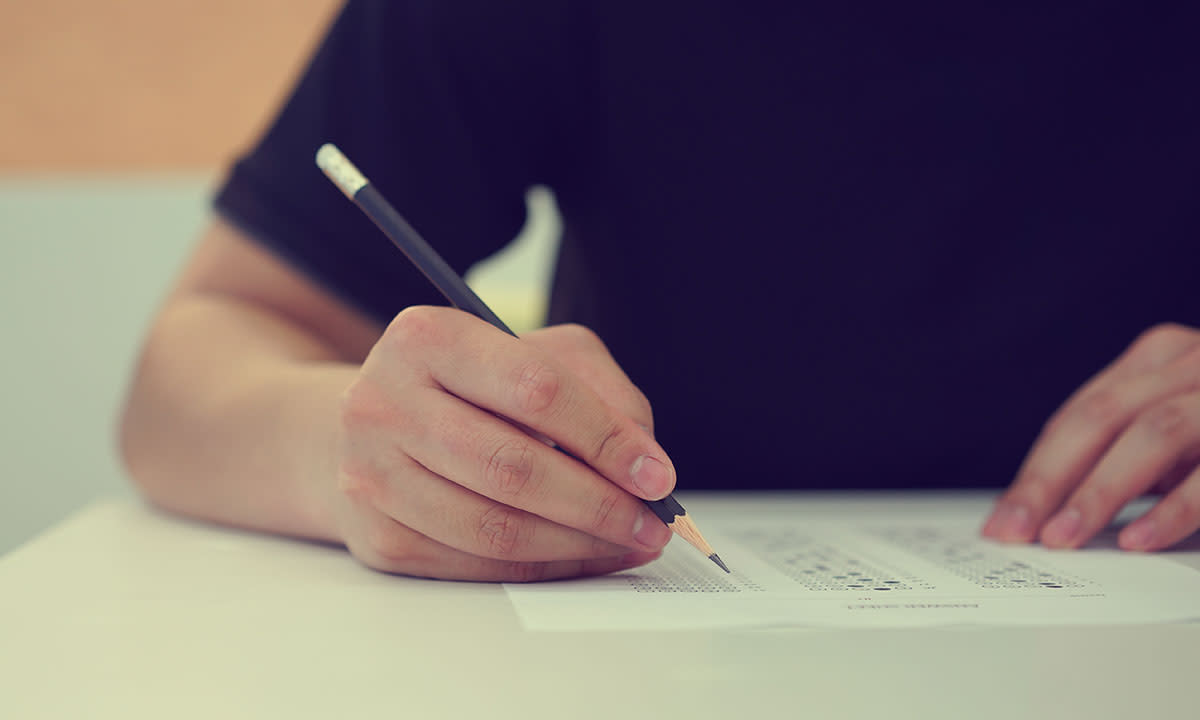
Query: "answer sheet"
505 509 1200 631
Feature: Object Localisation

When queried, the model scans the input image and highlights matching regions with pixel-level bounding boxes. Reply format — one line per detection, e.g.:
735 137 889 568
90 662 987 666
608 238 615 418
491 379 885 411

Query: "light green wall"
0 177 558 555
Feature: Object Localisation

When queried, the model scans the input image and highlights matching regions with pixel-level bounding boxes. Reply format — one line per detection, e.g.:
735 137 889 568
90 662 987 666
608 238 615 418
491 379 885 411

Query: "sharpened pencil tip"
709 554 730 573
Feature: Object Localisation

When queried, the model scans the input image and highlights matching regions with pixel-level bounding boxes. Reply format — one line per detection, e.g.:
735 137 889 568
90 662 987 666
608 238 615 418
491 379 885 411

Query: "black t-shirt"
214 1 1200 491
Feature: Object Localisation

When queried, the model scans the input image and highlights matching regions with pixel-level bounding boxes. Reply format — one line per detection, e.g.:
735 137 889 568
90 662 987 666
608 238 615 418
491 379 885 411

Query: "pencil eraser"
316 143 368 199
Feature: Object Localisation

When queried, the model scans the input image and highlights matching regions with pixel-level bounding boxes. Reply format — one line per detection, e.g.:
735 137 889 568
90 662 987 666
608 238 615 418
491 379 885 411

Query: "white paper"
505 517 1200 630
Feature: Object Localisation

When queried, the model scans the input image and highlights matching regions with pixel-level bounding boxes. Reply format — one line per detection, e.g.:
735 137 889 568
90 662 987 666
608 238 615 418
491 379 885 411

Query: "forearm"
120 293 360 542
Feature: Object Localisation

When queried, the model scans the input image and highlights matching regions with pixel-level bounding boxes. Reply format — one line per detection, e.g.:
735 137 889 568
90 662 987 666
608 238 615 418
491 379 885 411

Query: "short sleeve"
213 0 569 324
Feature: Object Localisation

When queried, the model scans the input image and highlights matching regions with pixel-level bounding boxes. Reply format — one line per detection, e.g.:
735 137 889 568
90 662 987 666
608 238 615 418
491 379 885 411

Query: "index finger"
390 307 677 501
523 324 656 436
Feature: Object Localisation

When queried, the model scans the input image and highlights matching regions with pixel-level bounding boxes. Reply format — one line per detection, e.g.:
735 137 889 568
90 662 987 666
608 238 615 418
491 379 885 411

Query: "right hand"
329 305 676 581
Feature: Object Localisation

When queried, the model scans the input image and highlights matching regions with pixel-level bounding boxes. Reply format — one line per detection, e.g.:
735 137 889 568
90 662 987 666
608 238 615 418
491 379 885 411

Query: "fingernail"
1042 507 1082 547
1120 519 1156 551
633 509 671 549
985 503 1033 540
630 455 671 499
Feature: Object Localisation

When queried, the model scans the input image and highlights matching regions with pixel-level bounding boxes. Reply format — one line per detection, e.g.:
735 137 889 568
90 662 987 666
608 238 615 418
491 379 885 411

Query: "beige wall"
0 0 343 171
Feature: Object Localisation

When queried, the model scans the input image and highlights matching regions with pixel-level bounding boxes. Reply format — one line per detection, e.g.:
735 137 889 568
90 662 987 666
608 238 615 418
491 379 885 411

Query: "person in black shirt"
120 1 1200 580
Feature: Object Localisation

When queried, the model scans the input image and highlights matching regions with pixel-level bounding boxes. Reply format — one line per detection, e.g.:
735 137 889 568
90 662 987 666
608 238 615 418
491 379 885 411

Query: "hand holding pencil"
314 148 702 581
317 144 726 580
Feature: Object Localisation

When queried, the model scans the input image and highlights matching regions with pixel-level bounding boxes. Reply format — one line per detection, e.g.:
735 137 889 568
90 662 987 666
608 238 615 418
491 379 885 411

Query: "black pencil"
315 142 728 573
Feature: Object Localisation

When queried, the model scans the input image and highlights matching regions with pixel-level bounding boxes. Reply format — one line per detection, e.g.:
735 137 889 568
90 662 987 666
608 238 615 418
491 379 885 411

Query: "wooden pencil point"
667 514 729 572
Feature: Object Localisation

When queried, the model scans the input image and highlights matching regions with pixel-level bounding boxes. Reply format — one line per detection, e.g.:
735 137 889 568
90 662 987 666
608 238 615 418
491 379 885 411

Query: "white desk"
2 492 1197 719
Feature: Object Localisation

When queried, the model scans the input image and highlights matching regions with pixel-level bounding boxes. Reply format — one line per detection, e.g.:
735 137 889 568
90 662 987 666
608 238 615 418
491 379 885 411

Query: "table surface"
2 492 1197 720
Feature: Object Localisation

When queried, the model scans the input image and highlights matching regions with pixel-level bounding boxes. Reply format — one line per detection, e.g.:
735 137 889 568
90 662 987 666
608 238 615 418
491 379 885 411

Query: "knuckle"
627 388 655 429
1068 388 1128 429
585 492 624 537
587 492 622 535
1178 345 1200 373
474 505 529 559
337 464 385 504
1137 323 1189 350
339 378 386 431
1130 323 1195 366
1139 401 1198 445
339 378 417 439
591 420 630 464
384 305 443 349
366 524 416 565
512 360 563 416
634 389 653 419
485 439 537 497
558 323 603 347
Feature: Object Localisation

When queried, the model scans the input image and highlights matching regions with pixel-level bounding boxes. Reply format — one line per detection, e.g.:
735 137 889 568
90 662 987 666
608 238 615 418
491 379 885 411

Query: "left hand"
982 323 1200 551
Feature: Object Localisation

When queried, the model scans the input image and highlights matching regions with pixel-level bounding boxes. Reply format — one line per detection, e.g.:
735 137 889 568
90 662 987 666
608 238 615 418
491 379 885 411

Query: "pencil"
316 142 728 574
